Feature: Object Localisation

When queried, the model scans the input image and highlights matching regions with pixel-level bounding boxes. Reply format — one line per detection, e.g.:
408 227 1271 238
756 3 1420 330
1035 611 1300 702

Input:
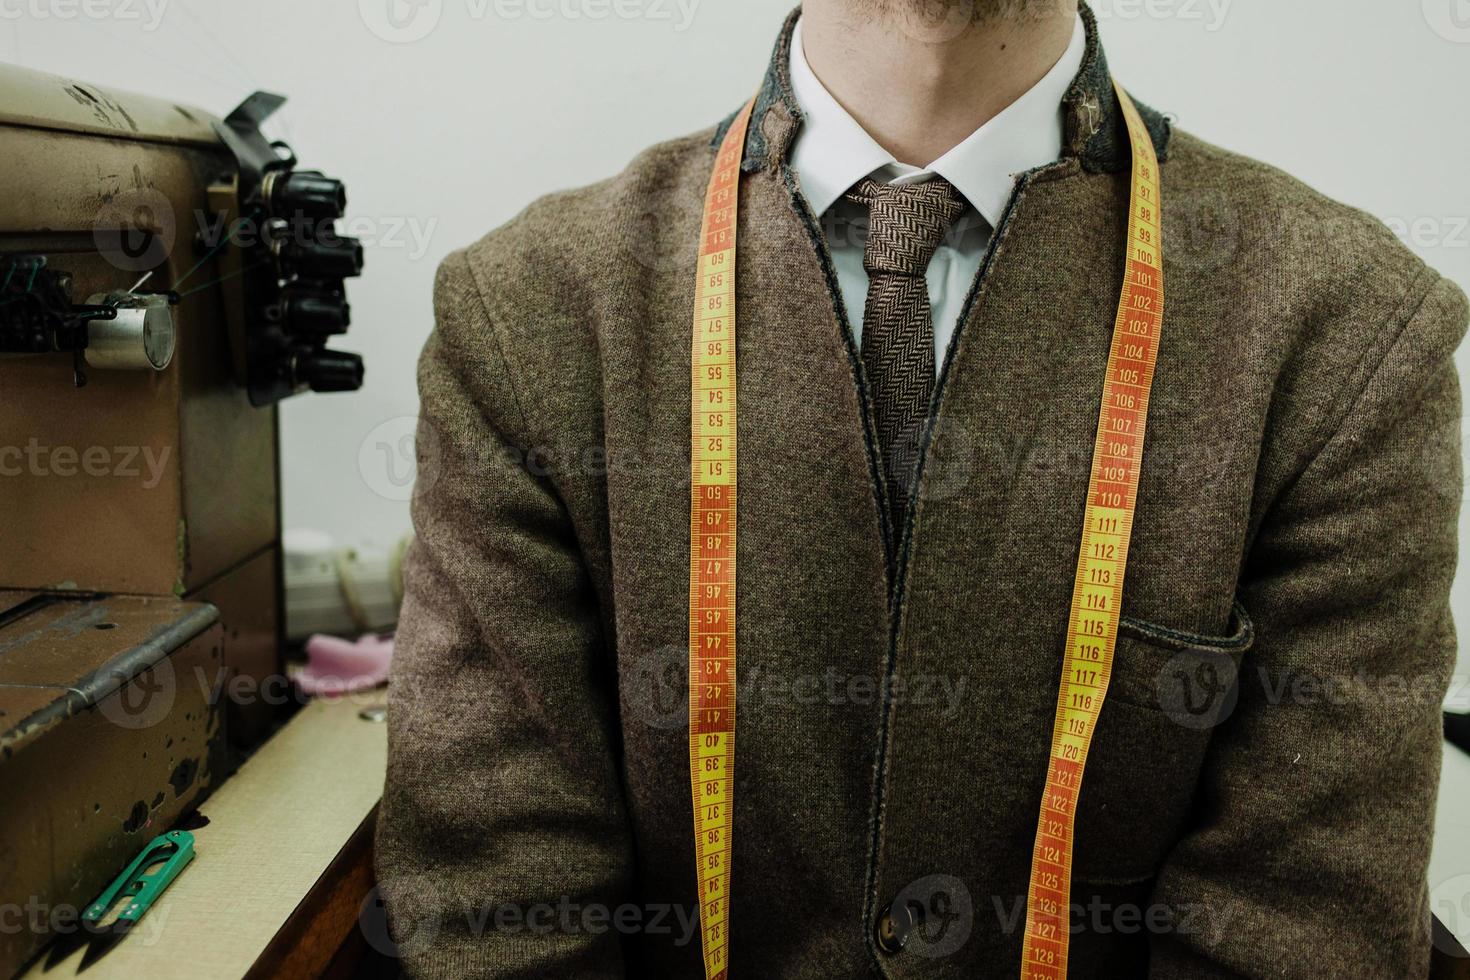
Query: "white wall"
4 0 1469 683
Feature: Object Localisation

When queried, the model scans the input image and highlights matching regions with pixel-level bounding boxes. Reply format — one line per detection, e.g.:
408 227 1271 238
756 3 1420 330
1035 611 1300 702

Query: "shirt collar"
786 13 1087 227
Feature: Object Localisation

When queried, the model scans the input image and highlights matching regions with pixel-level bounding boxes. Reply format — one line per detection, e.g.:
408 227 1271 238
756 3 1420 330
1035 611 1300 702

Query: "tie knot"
845 177 968 277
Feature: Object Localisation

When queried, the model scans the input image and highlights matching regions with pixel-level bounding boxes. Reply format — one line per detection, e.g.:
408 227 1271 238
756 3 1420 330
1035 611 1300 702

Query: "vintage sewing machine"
0 64 363 977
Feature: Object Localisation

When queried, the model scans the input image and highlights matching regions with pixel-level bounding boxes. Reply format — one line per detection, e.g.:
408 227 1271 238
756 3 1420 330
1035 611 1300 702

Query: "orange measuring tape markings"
686 81 1162 980
1019 80 1164 978
687 97 753 980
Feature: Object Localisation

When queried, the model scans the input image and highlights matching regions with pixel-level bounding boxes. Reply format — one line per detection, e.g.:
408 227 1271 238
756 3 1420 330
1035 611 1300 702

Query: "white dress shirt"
787 15 1087 373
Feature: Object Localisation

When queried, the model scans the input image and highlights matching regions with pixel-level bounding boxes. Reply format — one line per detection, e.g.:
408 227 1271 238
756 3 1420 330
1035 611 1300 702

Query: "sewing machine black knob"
266 169 346 220
284 290 351 335
277 237 363 280
299 349 363 393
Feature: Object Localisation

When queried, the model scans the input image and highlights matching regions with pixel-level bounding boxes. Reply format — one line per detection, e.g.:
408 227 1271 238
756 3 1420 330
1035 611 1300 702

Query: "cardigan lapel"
721 1 1175 608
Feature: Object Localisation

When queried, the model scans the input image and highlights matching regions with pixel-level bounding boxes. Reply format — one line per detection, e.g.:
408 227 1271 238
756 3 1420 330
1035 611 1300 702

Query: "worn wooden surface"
30 691 387 979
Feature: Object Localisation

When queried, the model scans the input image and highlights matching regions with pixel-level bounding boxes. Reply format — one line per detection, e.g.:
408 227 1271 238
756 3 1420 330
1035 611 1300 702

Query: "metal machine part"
82 291 176 371
0 593 225 978
263 168 347 219
0 254 114 357
1 62 295 835
1 254 179 382
0 63 362 979
212 92 365 406
0 81 365 405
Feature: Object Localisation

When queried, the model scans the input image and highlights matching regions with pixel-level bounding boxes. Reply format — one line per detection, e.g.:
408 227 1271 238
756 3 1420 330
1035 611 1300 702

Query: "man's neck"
798 1 1080 167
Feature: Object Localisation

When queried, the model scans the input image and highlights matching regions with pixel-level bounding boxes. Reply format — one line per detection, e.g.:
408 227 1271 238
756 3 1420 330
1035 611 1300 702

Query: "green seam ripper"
44 830 196 973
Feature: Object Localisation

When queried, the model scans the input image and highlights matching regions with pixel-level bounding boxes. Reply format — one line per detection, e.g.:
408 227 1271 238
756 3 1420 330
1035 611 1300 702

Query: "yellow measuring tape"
686 81 1162 980
1018 79 1163 979
687 97 752 980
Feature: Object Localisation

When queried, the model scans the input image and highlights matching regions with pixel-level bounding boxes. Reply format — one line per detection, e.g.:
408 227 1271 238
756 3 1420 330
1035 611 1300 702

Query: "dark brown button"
875 901 916 954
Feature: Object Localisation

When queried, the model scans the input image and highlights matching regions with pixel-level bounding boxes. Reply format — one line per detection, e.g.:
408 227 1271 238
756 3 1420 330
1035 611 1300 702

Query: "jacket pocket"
1070 600 1254 885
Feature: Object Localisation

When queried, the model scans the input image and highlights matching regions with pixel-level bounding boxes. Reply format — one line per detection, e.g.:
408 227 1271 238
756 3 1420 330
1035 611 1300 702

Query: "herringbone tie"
846 176 967 545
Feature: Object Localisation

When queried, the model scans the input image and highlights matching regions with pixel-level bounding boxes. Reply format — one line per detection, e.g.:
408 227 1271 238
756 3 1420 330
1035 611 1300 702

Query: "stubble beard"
855 0 1073 27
